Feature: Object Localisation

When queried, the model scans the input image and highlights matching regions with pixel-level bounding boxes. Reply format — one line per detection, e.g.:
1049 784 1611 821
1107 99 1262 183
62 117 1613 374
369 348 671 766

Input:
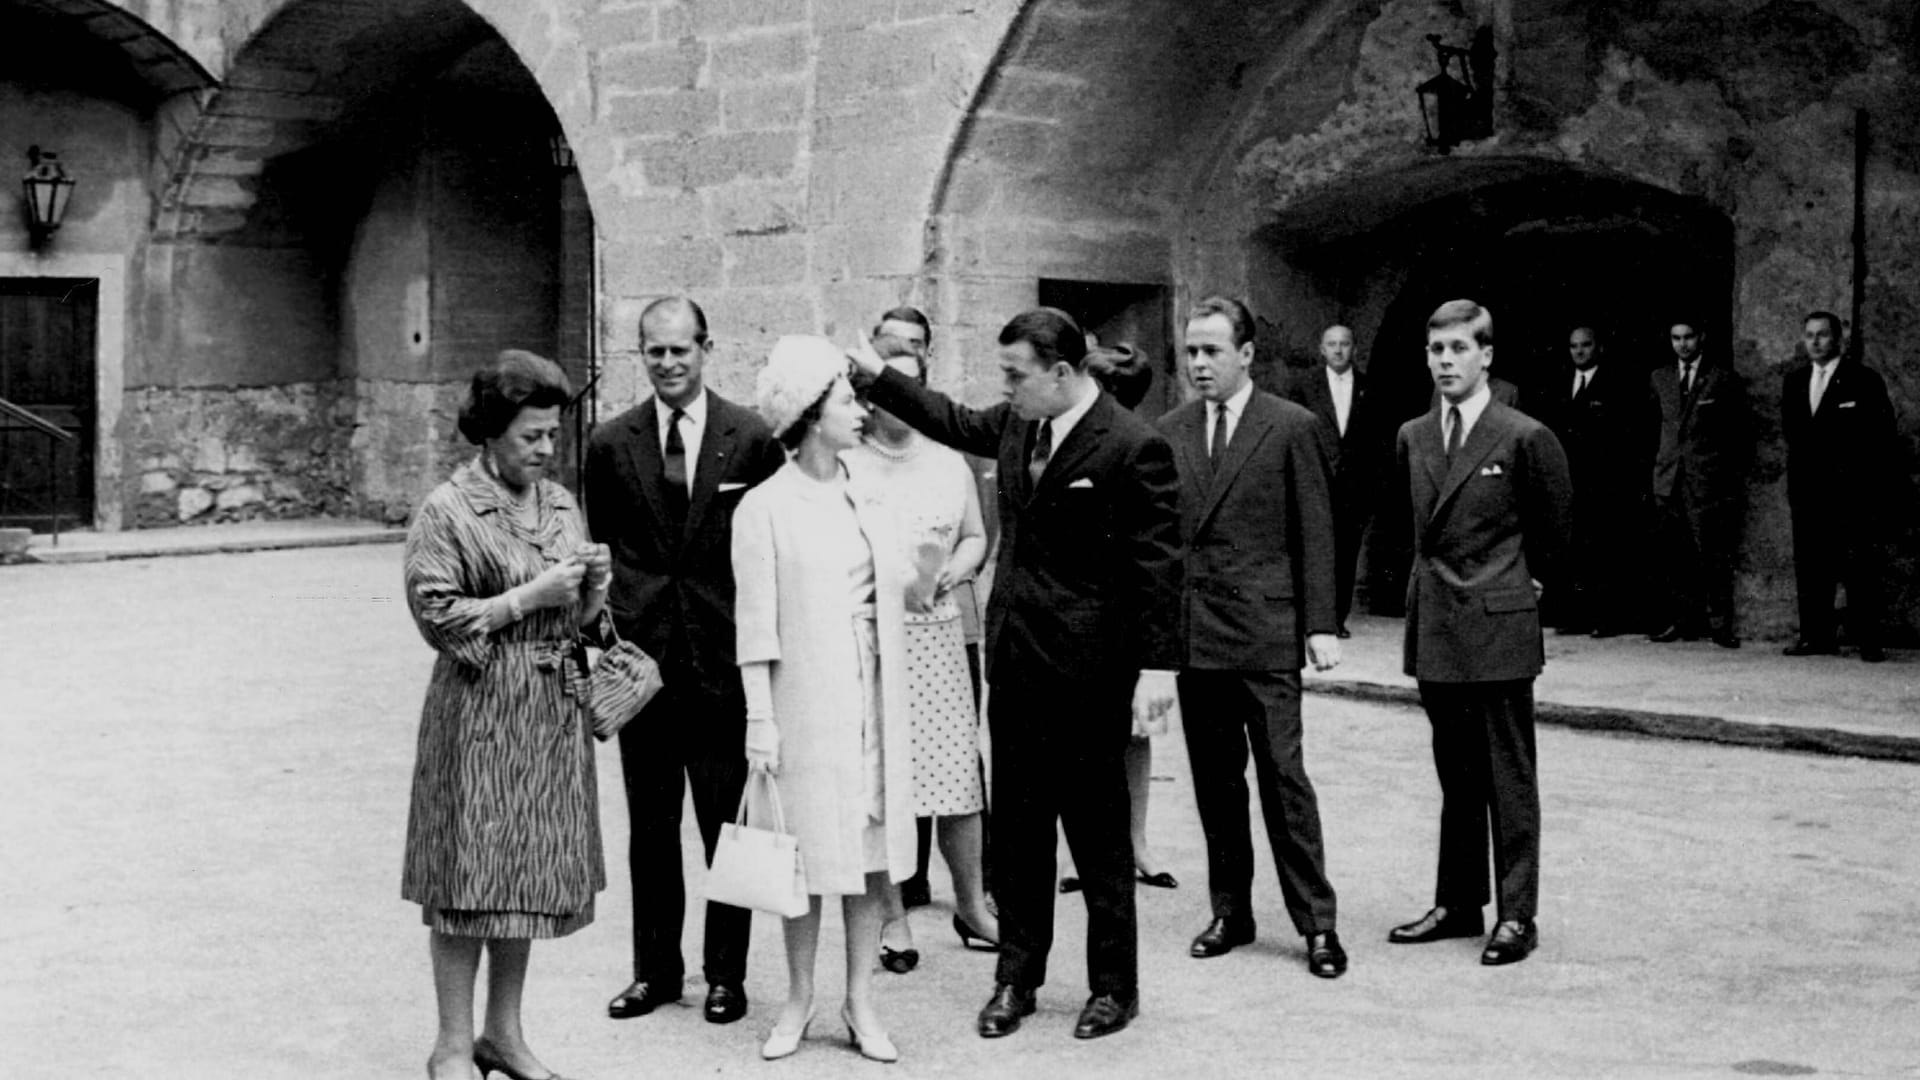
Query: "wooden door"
0 279 97 530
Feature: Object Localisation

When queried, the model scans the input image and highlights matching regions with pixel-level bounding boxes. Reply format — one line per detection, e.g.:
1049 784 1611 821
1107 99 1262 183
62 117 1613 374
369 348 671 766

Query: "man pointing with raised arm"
850 307 1183 1043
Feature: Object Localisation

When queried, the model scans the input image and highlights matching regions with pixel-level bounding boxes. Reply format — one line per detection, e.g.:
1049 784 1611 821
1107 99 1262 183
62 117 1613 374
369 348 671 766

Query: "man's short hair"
998 307 1087 371
874 305 932 347
639 296 710 346
1428 299 1494 346
1188 296 1257 347
1569 324 1599 341
1804 310 1844 337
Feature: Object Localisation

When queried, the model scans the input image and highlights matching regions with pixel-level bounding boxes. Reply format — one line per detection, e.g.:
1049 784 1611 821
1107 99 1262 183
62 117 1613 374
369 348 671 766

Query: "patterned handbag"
707 770 810 918
588 630 664 741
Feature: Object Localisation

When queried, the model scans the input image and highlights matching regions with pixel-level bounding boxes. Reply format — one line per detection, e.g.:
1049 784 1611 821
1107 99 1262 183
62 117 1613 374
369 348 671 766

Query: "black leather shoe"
1387 907 1484 944
1072 993 1139 1040
1480 919 1538 966
1306 930 1347 978
976 984 1037 1038
1337 625 1353 640
703 983 747 1024
1782 639 1836 657
1189 916 1255 958
1648 624 1694 643
1712 631 1741 649
607 979 681 1019
1861 644 1888 663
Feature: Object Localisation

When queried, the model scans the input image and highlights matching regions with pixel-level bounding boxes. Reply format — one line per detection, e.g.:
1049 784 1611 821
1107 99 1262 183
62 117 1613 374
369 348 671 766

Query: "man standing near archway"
1647 320 1747 649
1284 324 1378 639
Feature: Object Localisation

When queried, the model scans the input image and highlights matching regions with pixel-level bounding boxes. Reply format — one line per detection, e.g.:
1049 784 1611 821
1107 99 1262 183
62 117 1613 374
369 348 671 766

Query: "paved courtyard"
3 544 1917 1078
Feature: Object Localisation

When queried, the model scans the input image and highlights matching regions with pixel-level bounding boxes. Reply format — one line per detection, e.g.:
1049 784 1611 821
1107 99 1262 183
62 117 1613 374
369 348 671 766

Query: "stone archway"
134 0 597 525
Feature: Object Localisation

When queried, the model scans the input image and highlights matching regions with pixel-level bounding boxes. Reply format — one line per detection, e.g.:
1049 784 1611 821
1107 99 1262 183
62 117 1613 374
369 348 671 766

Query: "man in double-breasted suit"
1781 310 1897 662
585 297 785 1025
853 307 1182 1043
1283 324 1378 637
1162 297 1348 980
1388 300 1572 967
1647 320 1747 648
1538 326 1649 637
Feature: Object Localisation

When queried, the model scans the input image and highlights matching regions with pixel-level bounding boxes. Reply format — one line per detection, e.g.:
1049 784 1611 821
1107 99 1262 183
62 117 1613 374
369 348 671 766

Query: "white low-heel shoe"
761 1011 814 1061
842 1005 898 1063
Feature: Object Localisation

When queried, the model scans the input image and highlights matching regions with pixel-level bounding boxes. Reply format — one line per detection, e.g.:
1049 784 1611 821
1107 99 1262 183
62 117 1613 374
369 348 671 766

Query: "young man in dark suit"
1283 324 1377 638
1781 310 1896 662
1163 297 1347 980
1388 299 1572 967
852 307 1183 1042
1538 326 1649 637
585 297 785 1025
1647 320 1747 649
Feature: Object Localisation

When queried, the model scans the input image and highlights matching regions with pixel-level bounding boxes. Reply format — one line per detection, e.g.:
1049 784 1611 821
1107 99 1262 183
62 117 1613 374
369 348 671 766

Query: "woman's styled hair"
456 350 572 445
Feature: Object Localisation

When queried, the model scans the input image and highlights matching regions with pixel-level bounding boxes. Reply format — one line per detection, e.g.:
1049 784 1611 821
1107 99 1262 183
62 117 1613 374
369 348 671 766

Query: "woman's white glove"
744 716 780 775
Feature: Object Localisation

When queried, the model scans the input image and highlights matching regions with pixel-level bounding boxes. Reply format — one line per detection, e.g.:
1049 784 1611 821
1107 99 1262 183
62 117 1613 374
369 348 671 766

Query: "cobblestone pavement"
4 545 1917 1079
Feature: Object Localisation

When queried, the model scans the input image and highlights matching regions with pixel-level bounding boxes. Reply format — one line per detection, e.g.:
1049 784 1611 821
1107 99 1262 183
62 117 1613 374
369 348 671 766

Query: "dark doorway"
1038 279 1178 419
1 279 96 531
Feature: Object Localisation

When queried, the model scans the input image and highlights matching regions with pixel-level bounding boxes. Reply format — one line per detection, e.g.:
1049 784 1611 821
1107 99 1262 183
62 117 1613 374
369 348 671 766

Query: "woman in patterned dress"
402 351 611 1080
732 336 917 1063
845 333 1000 971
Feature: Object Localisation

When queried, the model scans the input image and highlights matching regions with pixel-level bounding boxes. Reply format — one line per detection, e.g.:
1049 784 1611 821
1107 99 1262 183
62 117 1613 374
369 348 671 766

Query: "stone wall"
119 382 355 526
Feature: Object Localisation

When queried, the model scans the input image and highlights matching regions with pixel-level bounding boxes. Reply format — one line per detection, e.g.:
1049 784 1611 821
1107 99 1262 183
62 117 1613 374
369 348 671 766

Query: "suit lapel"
1420 402 1447 493
622 405 673 528
1030 392 1112 501
681 400 737 543
1430 401 1504 522
1194 395 1272 534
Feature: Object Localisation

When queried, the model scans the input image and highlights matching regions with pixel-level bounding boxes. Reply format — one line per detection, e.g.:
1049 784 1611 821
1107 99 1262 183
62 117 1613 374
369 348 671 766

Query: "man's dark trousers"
617 684 749 987
1177 670 1335 933
1416 679 1539 920
988 673 1136 999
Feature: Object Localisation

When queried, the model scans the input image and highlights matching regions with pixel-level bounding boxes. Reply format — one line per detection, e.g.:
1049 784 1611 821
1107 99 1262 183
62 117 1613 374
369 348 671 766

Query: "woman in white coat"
732 336 916 1063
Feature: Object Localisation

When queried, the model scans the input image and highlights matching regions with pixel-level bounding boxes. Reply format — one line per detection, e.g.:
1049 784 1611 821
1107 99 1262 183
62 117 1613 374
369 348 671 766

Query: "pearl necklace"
861 434 921 462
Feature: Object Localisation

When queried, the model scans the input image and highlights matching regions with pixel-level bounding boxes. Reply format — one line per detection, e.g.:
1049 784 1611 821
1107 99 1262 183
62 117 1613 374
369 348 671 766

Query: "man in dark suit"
852 307 1182 1042
1388 300 1572 967
1781 310 1897 662
1283 324 1377 638
1647 320 1747 649
1538 326 1648 637
585 296 785 1025
1163 297 1347 980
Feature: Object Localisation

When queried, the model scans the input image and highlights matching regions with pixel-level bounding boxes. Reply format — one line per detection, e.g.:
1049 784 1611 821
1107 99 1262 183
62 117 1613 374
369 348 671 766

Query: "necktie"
1209 403 1229 460
1446 404 1463 461
663 408 688 494
1027 419 1053 487
1810 364 1830 413
1680 361 1694 395
1573 371 1589 401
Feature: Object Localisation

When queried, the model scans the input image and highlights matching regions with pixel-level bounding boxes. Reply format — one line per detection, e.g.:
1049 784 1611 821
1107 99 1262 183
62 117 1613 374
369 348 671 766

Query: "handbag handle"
734 769 790 836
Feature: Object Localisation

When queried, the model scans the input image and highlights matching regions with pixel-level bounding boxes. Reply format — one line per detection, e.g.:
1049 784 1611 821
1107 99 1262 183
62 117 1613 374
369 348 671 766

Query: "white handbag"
707 770 810 918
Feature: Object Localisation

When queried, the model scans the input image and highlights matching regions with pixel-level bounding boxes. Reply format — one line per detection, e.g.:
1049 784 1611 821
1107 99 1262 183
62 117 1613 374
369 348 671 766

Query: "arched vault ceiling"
939 0 1375 220
6 0 214 98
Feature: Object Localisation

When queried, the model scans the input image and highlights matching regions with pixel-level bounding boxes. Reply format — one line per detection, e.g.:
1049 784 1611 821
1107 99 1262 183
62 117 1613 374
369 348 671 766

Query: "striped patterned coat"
400 459 605 932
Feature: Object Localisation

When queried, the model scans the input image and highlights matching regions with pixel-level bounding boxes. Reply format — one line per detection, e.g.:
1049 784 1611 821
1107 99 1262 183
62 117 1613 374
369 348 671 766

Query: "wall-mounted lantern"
23 146 76 244
1415 28 1496 154
548 132 576 173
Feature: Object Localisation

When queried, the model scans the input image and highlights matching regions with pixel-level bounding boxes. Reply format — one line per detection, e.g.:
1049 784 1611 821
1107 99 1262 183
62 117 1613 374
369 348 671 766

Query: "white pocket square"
719 482 747 492
1838 401 1856 409
1480 464 1505 476
1068 478 1095 489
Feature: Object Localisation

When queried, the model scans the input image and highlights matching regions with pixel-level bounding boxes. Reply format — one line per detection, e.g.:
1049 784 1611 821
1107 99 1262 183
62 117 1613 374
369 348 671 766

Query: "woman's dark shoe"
879 944 919 974
1135 869 1179 889
953 913 999 952
472 1038 567 1080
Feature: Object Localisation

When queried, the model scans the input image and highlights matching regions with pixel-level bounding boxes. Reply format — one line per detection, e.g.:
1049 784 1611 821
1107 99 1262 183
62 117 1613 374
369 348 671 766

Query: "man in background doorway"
1284 324 1379 637
1646 320 1747 649
1539 326 1648 637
